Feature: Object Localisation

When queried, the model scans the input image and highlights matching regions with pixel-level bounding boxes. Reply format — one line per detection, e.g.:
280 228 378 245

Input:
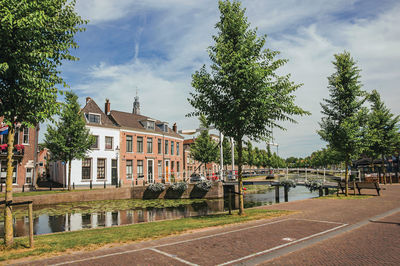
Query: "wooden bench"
338 181 381 196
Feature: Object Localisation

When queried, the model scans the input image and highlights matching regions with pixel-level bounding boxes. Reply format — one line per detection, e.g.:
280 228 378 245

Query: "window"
126 135 133 152
148 121 155 130
23 128 29 144
14 130 19 144
105 137 113 150
25 168 33 184
137 160 144 178
177 143 180 156
97 159 106 179
1 161 17 184
82 158 92 180
158 139 162 154
91 135 99 149
177 162 180 177
126 160 133 179
158 160 162 178
171 141 174 155
137 137 143 153
147 138 153 153
165 140 168 155
85 113 101 124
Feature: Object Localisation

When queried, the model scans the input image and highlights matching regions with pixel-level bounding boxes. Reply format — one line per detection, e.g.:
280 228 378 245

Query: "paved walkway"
14 184 400 266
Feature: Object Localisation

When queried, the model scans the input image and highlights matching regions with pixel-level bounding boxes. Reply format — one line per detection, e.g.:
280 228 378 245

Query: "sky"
47 0 400 158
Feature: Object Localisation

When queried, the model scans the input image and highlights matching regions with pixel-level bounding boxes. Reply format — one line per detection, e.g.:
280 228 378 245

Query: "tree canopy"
188 0 308 214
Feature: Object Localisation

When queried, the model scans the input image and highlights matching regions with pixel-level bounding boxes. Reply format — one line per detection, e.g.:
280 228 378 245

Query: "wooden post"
104 180 106 189
28 202 34 248
353 180 356 195
90 180 92 189
324 187 329 196
284 186 289 202
275 186 280 203
228 189 232 215
319 188 323 197
323 168 326 183
73 182 75 190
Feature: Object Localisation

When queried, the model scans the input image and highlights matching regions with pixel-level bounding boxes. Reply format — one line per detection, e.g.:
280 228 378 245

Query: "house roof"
110 110 183 139
81 98 118 128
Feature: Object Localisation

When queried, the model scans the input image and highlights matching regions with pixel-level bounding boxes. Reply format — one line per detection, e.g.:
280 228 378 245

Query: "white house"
51 97 121 187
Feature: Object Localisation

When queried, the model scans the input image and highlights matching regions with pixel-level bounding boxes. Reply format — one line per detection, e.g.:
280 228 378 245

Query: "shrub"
170 182 188 193
147 183 165 193
305 178 323 192
280 179 296 191
195 180 212 192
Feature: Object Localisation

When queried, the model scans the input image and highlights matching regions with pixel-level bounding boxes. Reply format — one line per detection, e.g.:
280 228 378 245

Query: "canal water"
1 186 318 237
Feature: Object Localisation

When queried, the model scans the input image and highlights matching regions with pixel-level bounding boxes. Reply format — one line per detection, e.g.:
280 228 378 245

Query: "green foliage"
280 179 296 191
190 117 219 166
217 137 232 166
195 180 212 191
147 183 166 193
189 0 309 144
363 90 400 160
0 0 87 127
45 91 94 162
170 182 188 193
318 51 367 164
305 178 324 192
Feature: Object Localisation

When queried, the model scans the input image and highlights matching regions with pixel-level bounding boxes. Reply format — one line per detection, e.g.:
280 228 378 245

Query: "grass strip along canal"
0 209 291 262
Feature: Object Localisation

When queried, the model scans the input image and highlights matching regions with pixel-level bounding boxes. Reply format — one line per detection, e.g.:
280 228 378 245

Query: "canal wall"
13 182 223 206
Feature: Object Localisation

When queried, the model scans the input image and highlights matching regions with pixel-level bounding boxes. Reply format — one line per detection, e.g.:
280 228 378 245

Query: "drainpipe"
32 125 39 190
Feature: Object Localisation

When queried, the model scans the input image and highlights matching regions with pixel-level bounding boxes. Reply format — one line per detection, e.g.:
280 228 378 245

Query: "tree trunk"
68 160 72 191
237 140 244 215
344 160 349 196
381 154 387 184
4 126 15 246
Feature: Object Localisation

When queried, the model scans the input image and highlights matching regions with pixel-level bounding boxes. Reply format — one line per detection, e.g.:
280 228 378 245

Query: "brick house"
109 95 184 185
0 119 39 190
49 96 183 187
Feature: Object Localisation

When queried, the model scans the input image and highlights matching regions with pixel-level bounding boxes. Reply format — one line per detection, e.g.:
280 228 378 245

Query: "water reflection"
2 186 317 237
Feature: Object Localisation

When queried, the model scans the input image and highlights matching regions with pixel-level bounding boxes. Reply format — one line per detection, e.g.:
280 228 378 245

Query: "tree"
188 0 309 214
0 0 85 246
190 116 219 174
45 91 94 191
217 137 232 169
364 90 400 183
318 51 366 196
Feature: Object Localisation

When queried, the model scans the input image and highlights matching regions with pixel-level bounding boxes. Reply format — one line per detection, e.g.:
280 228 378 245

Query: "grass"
0 209 292 262
0 188 101 198
243 185 272 194
0 198 210 221
318 194 372 199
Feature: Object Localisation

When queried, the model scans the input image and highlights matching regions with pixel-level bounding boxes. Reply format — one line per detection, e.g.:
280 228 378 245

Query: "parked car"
190 173 206 183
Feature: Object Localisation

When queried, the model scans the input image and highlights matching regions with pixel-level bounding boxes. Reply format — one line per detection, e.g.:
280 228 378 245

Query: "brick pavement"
12 184 400 266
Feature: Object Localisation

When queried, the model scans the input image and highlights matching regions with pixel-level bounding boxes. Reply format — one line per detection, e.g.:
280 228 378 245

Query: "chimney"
105 99 110 115
86 97 91 104
173 123 177 133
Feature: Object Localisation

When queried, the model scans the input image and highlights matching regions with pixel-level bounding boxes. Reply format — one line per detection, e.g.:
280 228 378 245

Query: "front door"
165 160 170 182
147 159 154 183
111 159 118 185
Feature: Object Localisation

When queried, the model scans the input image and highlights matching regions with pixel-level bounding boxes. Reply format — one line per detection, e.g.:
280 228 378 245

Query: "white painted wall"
52 125 120 186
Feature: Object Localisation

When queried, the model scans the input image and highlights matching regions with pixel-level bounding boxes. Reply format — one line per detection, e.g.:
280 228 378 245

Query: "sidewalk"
14 184 400 265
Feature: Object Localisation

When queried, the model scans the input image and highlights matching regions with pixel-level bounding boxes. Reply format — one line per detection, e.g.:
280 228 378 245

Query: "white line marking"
217 223 348 266
291 218 345 225
50 219 291 265
150 248 199 266
50 218 346 266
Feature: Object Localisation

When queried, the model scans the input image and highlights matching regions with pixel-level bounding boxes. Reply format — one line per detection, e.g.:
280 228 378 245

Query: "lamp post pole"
219 132 224 181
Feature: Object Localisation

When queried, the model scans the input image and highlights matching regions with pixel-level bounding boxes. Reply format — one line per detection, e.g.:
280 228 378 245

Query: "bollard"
324 187 329 196
275 186 280 203
353 180 356 195
28 202 34 248
90 180 92 189
284 186 289 202
73 182 75 190
50 182 52 191
119 180 122 188
104 180 106 189
319 188 323 197
22 185 25 192
0 183 2 192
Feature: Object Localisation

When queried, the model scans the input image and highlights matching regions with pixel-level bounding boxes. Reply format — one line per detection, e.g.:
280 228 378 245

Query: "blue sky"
49 0 400 158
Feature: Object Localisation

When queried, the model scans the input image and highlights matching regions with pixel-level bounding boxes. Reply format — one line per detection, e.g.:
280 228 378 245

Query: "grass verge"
0 209 291 262
318 194 372 199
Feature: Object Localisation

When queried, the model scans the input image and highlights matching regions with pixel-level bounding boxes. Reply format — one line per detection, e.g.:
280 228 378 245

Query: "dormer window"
157 122 168 132
85 113 101 124
141 119 156 130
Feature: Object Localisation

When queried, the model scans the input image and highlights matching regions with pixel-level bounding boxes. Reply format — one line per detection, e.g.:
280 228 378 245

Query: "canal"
1 186 318 237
